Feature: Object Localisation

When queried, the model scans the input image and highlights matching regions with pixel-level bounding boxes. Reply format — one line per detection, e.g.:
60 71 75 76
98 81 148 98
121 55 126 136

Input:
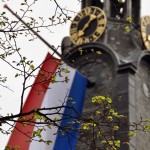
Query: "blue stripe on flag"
54 71 87 150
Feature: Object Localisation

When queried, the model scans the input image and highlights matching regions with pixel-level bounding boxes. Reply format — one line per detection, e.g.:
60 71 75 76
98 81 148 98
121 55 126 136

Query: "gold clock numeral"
89 37 93 42
94 31 101 37
77 12 83 19
93 9 96 15
81 10 85 16
82 37 90 43
76 38 83 45
142 32 146 40
144 16 149 24
70 28 77 35
97 25 105 34
85 38 90 43
142 21 146 27
92 35 98 40
84 7 91 15
94 9 100 16
98 18 105 25
71 21 78 28
89 34 99 42
91 8 96 15
71 33 78 42
97 13 103 19
145 41 150 47
141 25 146 31
98 24 105 27
74 16 81 22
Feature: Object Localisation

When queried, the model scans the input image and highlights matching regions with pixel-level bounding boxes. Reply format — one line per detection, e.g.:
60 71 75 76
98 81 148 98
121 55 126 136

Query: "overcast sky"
0 0 150 149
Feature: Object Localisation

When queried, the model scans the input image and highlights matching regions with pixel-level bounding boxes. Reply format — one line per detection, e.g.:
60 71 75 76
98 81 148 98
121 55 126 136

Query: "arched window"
110 0 127 19
132 0 140 24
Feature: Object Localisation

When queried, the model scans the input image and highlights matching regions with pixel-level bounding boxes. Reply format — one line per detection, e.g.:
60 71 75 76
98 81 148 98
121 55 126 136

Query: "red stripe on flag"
7 53 60 150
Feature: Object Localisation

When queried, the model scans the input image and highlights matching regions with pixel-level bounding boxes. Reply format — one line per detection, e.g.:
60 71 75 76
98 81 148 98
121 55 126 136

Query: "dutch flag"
7 53 87 150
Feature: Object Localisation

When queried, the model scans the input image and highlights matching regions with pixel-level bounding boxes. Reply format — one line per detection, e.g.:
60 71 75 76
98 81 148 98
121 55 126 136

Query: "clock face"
70 6 107 45
141 16 150 50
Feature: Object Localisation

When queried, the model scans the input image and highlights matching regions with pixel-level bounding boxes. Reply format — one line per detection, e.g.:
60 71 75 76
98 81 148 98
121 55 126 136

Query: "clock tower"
62 0 150 149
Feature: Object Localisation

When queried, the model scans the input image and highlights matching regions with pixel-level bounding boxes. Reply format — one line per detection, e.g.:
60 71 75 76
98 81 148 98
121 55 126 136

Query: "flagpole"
4 4 62 59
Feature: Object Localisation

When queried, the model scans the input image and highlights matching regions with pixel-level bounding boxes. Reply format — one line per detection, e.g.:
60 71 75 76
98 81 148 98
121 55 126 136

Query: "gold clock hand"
78 14 96 37
148 35 150 41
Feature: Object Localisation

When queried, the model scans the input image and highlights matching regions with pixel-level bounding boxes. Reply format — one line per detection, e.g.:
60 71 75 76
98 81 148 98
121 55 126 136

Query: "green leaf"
113 126 119 131
126 16 132 23
68 97 73 100
0 22 5 27
47 124 51 129
112 112 118 117
91 49 95 52
65 68 70 73
30 64 35 70
39 139 43 142
114 140 121 147
108 140 113 145
146 120 150 123
54 117 60 121
118 115 125 118
15 73 19 77
23 56 27 60
59 72 63 77
51 75 56 83
34 112 41 120
65 76 69 83
97 131 101 137
32 131 37 137
71 101 76 104
46 140 52 145
82 123 89 130
22 122 27 127
106 97 112 103
67 16 72 20
107 116 113 121
4 146 10 150
101 140 106 144
96 51 102 55
125 25 130 32
144 125 150 131
95 110 102 115
128 131 136 137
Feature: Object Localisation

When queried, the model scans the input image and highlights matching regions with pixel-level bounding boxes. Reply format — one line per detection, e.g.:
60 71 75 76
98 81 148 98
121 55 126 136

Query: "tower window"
132 0 140 24
110 0 126 19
